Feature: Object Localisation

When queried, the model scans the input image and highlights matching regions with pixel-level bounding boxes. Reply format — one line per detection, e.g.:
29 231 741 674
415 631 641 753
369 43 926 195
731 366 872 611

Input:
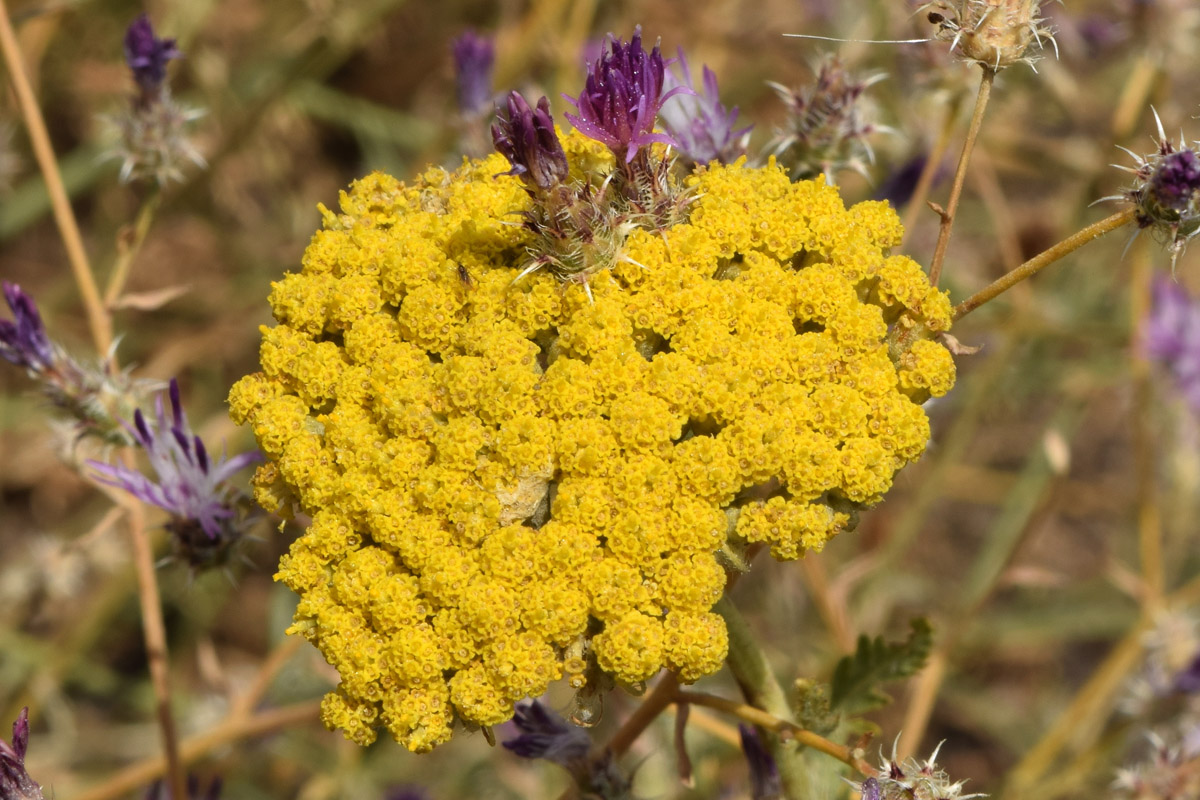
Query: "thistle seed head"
924 0 1056 69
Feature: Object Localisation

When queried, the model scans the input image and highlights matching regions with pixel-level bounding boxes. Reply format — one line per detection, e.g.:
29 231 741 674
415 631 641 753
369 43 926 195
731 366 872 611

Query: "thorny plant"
2 2 1200 800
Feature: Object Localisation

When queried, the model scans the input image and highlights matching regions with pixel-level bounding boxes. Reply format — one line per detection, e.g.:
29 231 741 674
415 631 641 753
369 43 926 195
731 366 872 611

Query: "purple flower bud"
1143 148 1200 224
563 27 691 163
502 701 590 766
0 282 55 374
738 725 782 800
660 48 751 165
491 91 569 191
1144 277 1200 412
124 15 181 100
452 30 495 116
89 379 262 568
0 709 44 800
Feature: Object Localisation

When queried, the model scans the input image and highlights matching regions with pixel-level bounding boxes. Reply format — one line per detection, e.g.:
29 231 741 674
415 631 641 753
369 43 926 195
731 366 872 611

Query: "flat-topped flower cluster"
228 31 956 753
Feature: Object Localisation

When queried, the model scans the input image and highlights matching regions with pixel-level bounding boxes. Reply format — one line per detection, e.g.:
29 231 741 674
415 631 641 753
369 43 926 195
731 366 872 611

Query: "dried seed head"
924 0 1055 69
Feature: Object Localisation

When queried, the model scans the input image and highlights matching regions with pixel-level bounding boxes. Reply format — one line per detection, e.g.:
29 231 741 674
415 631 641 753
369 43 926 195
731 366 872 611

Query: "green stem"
715 595 812 799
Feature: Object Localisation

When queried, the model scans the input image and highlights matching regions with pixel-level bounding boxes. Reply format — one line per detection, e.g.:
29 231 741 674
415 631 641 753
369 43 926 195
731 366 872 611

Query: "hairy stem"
928 66 995 286
952 208 1138 321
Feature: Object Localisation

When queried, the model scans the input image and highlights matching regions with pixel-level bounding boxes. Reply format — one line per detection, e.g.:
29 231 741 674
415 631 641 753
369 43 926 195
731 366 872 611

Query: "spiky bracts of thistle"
1114 114 1200 271
923 0 1056 69
1 282 144 446
768 57 884 183
109 15 204 185
861 741 986 800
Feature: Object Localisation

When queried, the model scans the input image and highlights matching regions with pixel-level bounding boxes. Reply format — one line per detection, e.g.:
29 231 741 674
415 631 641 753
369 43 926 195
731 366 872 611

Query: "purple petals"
492 91 569 190
89 379 261 551
124 15 180 98
452 30 495 116
660 48 751 165
1144 277 1200 411
563 28 691 162
0 282 55 373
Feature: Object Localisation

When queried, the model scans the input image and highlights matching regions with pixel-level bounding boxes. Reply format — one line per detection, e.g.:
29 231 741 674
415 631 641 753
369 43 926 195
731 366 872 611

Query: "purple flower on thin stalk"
492 91 569 192
660 48 751 166
89 379 261 568
0 708 44 800
124 14 181 105
110 15 205 186
564 27 691 164
452 30 495 117
0 282 140 445
1143 277 1200 412
738 725 782 800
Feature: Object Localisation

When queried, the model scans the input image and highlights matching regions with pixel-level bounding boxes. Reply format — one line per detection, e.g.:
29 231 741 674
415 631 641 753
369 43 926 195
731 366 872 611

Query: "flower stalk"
928 65 996 287
952 207 1138 320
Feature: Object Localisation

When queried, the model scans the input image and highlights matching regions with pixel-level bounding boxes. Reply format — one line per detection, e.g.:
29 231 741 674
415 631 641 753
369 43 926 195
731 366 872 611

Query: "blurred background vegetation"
2 0 1200 798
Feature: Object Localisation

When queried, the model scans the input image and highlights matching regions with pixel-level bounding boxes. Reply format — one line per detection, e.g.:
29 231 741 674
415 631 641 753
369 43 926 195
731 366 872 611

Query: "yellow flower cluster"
229 132 955 751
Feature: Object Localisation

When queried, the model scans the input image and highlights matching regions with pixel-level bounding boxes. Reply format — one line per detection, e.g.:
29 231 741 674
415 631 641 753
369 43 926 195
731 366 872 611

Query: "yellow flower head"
229 132 954 751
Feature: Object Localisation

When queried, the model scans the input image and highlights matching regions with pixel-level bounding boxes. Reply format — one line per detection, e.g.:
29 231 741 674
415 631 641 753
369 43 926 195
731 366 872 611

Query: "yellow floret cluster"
229 132 955 751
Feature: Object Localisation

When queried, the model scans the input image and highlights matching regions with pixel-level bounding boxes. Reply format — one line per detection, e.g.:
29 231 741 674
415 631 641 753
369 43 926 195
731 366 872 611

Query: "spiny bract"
229 131 955 751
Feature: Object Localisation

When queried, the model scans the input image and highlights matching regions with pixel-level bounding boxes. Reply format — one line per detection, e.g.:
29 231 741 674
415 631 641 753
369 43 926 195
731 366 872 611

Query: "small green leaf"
830 618 934 713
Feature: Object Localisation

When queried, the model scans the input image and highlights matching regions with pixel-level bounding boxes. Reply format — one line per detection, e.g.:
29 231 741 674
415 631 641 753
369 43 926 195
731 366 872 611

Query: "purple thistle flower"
563 27 691 163
503 701 591 766
0 709 44 800
452 30 495 117
1144 277 1200 411
660 48 751 165
492 91 569 191
0 282 55 374
89 379 261 566
738 725 782 800
124 15 181 102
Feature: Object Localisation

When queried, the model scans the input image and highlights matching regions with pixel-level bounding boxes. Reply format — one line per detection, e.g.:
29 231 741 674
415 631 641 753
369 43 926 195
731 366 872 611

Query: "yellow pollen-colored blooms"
229 131 955 751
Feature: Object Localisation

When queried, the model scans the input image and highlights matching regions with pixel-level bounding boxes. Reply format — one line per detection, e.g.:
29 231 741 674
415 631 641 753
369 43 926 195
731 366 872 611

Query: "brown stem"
605 672 680 756
72 701 321 800
928 66 995 287
0 0 110 351
675 690 874 775
952 208 1138 321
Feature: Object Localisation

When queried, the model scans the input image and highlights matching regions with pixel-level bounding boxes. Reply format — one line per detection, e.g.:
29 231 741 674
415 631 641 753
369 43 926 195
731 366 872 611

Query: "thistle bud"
1114 114 1200 269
